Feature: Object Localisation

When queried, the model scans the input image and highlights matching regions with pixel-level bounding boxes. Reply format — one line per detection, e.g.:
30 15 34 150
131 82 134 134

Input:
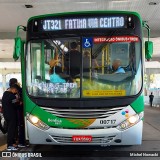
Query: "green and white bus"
14 11 153 146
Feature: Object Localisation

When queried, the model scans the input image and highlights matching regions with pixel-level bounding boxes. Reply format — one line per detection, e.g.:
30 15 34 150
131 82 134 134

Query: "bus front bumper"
26 120 143 146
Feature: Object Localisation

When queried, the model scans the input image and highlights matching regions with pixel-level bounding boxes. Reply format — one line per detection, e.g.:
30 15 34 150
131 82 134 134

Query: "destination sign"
93 36 139 43
42 16 125 31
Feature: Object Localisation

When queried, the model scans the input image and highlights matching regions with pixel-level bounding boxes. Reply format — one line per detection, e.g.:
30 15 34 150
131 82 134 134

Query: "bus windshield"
26 35 142 98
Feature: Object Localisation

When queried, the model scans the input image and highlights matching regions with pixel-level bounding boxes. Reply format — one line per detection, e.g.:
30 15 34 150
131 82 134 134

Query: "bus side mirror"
145 41 153 60
13 37 22 60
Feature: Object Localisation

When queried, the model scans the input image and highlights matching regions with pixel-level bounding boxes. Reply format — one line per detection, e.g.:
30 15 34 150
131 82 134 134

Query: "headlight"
117 112 143 131
128 115 139 124
27 114 50 130
31 116 39 124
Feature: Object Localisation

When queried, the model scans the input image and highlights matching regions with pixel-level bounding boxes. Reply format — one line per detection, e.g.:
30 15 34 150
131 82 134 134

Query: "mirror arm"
143 21 153 60
143 21 150 41
16 25 26 37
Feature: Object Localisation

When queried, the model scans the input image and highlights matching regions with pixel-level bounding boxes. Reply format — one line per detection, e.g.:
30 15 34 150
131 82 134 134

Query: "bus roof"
27 10 142 24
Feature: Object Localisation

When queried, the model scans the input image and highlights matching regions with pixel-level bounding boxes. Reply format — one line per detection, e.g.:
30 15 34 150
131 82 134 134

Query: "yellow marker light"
128 115 138 124
31 116 39 124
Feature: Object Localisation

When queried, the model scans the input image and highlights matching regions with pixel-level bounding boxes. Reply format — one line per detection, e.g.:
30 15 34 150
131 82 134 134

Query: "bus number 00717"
100 120 116 124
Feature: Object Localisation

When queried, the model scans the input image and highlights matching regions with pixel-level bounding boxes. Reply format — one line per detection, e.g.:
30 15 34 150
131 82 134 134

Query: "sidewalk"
144 96 160 108
0 132 7 151
145 103 160 108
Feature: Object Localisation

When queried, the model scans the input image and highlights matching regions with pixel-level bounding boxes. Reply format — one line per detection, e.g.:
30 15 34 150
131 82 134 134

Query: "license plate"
72 135 92 143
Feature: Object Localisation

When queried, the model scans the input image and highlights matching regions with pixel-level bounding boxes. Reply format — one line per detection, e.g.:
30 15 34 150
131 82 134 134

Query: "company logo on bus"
48 118 62 125
121 109 129 118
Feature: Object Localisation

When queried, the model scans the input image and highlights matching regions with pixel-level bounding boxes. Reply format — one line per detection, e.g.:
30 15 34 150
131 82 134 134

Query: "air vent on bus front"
40 107 125 119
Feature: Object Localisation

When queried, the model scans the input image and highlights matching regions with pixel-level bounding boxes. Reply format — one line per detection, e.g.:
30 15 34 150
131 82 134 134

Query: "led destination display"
42 16 125 31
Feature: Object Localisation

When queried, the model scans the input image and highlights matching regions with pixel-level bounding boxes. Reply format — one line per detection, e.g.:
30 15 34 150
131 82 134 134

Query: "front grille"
40 106 125 118
51 135 116 144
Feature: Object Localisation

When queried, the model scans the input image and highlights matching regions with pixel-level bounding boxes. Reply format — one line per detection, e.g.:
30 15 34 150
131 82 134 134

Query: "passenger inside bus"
65 42 81 79
49 66 66 83
49 55 72 83
49 54 66 83
112 59 125 74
